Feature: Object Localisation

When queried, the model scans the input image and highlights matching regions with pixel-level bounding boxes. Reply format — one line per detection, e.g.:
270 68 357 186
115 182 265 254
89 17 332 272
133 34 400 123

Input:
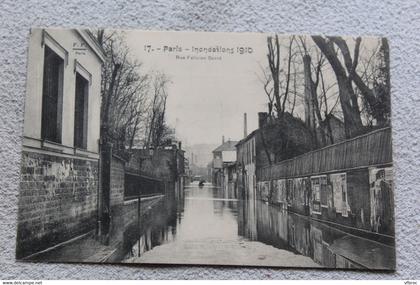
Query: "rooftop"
212 140 239 153
236 129 259 147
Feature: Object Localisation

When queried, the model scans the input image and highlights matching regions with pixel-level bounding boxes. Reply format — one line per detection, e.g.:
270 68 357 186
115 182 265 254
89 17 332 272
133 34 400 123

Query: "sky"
125 30 269 146
124 30 382 147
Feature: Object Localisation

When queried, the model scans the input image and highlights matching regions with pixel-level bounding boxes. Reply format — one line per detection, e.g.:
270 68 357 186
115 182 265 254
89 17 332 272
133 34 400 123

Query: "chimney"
222 135 225 144
244 113 248 138
258 112 268 129
178 141 182 150
303 54 315 129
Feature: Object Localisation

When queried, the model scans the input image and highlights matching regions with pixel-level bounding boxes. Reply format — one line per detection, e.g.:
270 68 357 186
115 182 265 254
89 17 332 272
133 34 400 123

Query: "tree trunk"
337 74 363 138
267 35 282 117
325 115 335 144
303 55 326 147
102 63 121 142
312 36 363 138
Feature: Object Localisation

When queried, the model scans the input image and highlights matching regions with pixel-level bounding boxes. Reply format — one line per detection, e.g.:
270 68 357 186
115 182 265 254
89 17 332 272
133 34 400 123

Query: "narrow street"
123 182 319 267
27 181 395 269
121 182 394 269
14 27 398 272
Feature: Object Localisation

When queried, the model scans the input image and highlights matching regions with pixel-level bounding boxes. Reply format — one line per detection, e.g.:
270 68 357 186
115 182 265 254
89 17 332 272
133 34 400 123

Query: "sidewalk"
24 195 165 263
25 231 120 263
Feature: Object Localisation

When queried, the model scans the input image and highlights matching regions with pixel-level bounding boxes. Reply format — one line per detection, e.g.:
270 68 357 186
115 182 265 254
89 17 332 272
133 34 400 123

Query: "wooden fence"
258 127 393 180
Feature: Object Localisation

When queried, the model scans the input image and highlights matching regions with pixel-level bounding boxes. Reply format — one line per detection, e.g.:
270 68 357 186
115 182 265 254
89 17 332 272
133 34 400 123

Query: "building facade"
235 131 257 200
211 139 238 188
17 28 105 258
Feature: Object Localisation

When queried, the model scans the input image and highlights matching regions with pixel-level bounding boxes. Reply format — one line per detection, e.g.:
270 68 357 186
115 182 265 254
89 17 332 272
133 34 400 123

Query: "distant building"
236 112 315 200
222 162 238 199
320 114 346 144
212 139 237 167
236 130 257 200
211 138 238 188
17 28 105 258
185 143 218 168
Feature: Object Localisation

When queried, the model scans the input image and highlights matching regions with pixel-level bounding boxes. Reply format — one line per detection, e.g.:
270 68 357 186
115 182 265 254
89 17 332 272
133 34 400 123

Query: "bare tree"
145 72 174 150
312 36 364 138
261 34 389 151
96 30 150 154
266 35 297 118
318 65 340 144
267 34 281 117
331 37 391 127
294 36 333 146
312 36 391 138
258 65 275 117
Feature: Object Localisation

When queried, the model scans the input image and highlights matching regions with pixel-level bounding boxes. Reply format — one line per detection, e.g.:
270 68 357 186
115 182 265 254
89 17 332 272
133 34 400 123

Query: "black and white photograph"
16 28 395 270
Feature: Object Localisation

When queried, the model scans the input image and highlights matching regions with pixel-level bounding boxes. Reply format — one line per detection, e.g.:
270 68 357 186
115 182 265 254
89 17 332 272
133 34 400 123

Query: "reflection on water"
121 194 182 259
120 183 394 269
238 198 359 268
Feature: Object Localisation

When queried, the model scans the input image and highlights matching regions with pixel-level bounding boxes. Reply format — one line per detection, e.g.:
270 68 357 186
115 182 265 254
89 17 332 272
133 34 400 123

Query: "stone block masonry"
16 150 99 259
110 156 125 208
105 155 126 246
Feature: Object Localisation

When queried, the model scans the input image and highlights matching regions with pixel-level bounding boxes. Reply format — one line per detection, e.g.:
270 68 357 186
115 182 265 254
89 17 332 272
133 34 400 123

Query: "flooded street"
121 182 394 269
15 27 399 274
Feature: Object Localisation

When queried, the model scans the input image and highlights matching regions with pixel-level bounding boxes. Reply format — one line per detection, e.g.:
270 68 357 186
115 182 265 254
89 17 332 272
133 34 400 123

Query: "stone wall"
16 151 99 259
106 155 126 246
110 156 125 208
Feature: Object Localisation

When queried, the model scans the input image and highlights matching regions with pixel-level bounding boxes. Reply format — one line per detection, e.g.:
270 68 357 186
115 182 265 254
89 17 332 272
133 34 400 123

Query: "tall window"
74 73 89 149
41 46 64 143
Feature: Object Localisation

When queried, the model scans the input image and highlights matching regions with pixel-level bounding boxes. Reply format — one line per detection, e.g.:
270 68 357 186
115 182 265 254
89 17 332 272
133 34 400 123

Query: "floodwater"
120 182 395 269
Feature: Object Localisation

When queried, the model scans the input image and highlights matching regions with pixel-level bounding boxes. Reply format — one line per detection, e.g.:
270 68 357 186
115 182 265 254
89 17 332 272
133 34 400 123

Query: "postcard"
16 28 394 269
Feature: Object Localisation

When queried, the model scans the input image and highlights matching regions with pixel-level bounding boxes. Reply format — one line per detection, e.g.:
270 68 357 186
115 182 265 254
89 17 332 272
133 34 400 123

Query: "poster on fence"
369 167 394 234
330 173 348 217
